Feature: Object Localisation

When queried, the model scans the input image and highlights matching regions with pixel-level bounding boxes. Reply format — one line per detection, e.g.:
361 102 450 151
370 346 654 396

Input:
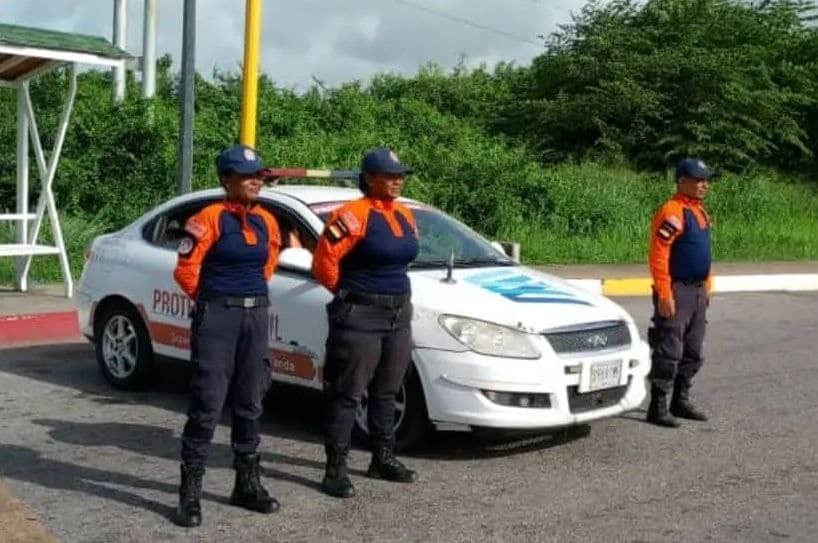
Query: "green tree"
497 0 818 171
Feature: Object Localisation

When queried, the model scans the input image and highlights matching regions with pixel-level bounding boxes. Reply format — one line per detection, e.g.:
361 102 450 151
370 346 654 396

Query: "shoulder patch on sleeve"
339 210 361 235
656 216 681 241
178 236 195 256
326 219 350 244
184 217 208 240
665 215 682 231
655 206 683 241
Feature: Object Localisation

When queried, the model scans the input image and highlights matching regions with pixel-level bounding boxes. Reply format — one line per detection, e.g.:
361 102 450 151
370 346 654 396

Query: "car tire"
353 365 431 452
94 302 156 390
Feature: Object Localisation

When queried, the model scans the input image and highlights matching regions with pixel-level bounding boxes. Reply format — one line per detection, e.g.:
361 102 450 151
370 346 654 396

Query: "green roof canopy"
0 23 129 83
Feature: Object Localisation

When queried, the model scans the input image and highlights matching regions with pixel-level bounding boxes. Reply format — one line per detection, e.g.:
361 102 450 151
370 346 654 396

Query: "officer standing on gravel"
172 145 281 526
312 147 419 498
646 158 714 428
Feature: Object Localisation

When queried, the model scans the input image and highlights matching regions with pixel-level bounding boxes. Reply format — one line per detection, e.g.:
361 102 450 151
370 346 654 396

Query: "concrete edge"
0 311 81 347
565 273 818 297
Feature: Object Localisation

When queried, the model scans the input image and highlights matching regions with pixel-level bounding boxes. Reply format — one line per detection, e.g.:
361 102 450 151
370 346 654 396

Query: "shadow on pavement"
0 443 195 521
408 424 592 461
1 342 591 465
0 343 324 443
29 418 342 489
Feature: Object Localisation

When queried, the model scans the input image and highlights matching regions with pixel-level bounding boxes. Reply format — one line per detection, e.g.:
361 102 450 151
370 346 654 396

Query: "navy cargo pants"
323 294 413 450
181 297 272 468
648 282 707 394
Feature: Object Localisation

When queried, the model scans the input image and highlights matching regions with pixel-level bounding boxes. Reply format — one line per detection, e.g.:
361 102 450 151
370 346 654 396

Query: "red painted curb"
0 311 81 346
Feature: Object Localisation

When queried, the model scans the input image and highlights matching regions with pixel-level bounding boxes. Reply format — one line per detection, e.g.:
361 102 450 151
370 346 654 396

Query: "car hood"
409 266 631 332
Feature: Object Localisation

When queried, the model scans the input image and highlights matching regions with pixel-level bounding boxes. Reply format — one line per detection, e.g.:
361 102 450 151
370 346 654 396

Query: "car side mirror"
278 247 313 273
492 241 521 263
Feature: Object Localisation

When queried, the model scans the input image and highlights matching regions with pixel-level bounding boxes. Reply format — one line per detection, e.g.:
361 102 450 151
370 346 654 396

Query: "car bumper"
412 340 650 431
75 284 96 339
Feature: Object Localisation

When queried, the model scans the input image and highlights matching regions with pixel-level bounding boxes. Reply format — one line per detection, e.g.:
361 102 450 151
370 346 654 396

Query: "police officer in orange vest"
173 145 281 526
646 158 714 427
312 147 419 498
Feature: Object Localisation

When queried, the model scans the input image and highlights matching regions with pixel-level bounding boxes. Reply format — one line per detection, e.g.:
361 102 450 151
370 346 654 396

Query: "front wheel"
354 366 431 452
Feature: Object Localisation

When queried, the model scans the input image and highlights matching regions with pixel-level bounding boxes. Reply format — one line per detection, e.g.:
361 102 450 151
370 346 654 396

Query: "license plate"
587 360 622 392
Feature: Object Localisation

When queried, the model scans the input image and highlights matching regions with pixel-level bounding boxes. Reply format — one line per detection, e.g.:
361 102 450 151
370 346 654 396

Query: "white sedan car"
76 184 650 449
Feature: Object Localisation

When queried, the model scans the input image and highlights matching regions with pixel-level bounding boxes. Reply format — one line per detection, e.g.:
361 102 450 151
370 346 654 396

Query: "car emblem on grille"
586 334 608 348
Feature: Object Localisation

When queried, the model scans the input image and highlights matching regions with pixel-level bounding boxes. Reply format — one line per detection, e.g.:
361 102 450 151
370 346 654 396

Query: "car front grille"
544 320 631 354
566 378 630 414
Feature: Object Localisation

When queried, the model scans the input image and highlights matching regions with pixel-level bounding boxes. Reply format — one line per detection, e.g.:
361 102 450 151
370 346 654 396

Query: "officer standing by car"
312 147 419 498
646 157 714 428
172 145 281 526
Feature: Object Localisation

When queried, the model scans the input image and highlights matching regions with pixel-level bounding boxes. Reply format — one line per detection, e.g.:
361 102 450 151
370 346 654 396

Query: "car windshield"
311 202 515 269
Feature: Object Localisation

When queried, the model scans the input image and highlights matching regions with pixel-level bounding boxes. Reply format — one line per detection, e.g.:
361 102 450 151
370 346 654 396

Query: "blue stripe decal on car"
465 270 592 305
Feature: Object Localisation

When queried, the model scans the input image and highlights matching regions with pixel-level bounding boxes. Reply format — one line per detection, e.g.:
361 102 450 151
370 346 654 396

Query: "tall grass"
500 164 818 263
0 214 112 286
2 163 815 285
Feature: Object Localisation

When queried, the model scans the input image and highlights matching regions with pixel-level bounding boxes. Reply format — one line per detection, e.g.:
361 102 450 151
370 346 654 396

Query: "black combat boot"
321 444 355 498
229 453 280 514
646 387 680 428
175 463 204 527
670 381 708 421
366 446 417 483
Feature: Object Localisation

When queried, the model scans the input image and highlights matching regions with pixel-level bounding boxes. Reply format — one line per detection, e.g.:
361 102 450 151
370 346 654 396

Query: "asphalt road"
1 292 816 543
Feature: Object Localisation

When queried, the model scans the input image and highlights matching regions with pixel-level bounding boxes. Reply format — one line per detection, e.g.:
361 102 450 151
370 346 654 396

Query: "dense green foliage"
1 0 816 283
497 0 818 170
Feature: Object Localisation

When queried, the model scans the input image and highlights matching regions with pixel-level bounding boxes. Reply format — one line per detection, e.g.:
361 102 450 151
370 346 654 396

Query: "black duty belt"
200 295 269 308
673 279 705 287
336 290 410 309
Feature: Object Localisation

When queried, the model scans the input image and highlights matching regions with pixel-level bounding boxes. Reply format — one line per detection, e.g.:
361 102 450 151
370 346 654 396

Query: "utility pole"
142 0 157 98
240 0 262 147
112 0 127 103
177 0 196 194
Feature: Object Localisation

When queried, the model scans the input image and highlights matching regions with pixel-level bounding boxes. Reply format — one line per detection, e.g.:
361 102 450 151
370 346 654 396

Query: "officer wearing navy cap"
173 144 281 526
646 157 715 427
312 147 420 498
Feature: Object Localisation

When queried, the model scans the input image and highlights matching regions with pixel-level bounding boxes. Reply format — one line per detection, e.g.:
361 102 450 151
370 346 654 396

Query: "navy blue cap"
676 158 714 180
361 147 412 175
216 145 264 176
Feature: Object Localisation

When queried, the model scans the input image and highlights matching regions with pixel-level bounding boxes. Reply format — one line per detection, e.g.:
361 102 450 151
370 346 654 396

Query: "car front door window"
145 199 220 251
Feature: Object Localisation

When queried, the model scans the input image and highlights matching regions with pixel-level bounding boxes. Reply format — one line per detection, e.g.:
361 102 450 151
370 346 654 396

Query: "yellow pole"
240 0 262 146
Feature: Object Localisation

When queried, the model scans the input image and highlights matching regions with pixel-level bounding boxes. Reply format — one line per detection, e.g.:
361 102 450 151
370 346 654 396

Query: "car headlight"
438 315 541 359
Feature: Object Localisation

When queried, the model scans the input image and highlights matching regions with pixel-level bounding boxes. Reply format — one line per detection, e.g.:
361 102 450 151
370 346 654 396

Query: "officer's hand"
658 297 675 318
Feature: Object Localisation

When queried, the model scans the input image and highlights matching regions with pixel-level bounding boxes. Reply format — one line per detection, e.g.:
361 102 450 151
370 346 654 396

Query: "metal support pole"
142 0 157 98
113 0 127 103
177 0 196 194
240 0 262 147
15 83 29 291
20 67 78 298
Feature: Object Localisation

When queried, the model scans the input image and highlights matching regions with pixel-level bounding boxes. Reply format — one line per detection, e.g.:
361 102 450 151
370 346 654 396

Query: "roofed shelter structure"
0 23 129 297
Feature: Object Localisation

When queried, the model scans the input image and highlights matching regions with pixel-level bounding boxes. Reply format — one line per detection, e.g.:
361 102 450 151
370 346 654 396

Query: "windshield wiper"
410 260 451 269
454 257 515 267
411 257 514 269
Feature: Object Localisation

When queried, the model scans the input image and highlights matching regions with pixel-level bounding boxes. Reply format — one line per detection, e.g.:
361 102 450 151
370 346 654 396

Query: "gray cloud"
0 0 583 89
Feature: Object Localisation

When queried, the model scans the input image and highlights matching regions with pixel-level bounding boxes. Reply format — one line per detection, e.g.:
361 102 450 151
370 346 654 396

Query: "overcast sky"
1 0 582 90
